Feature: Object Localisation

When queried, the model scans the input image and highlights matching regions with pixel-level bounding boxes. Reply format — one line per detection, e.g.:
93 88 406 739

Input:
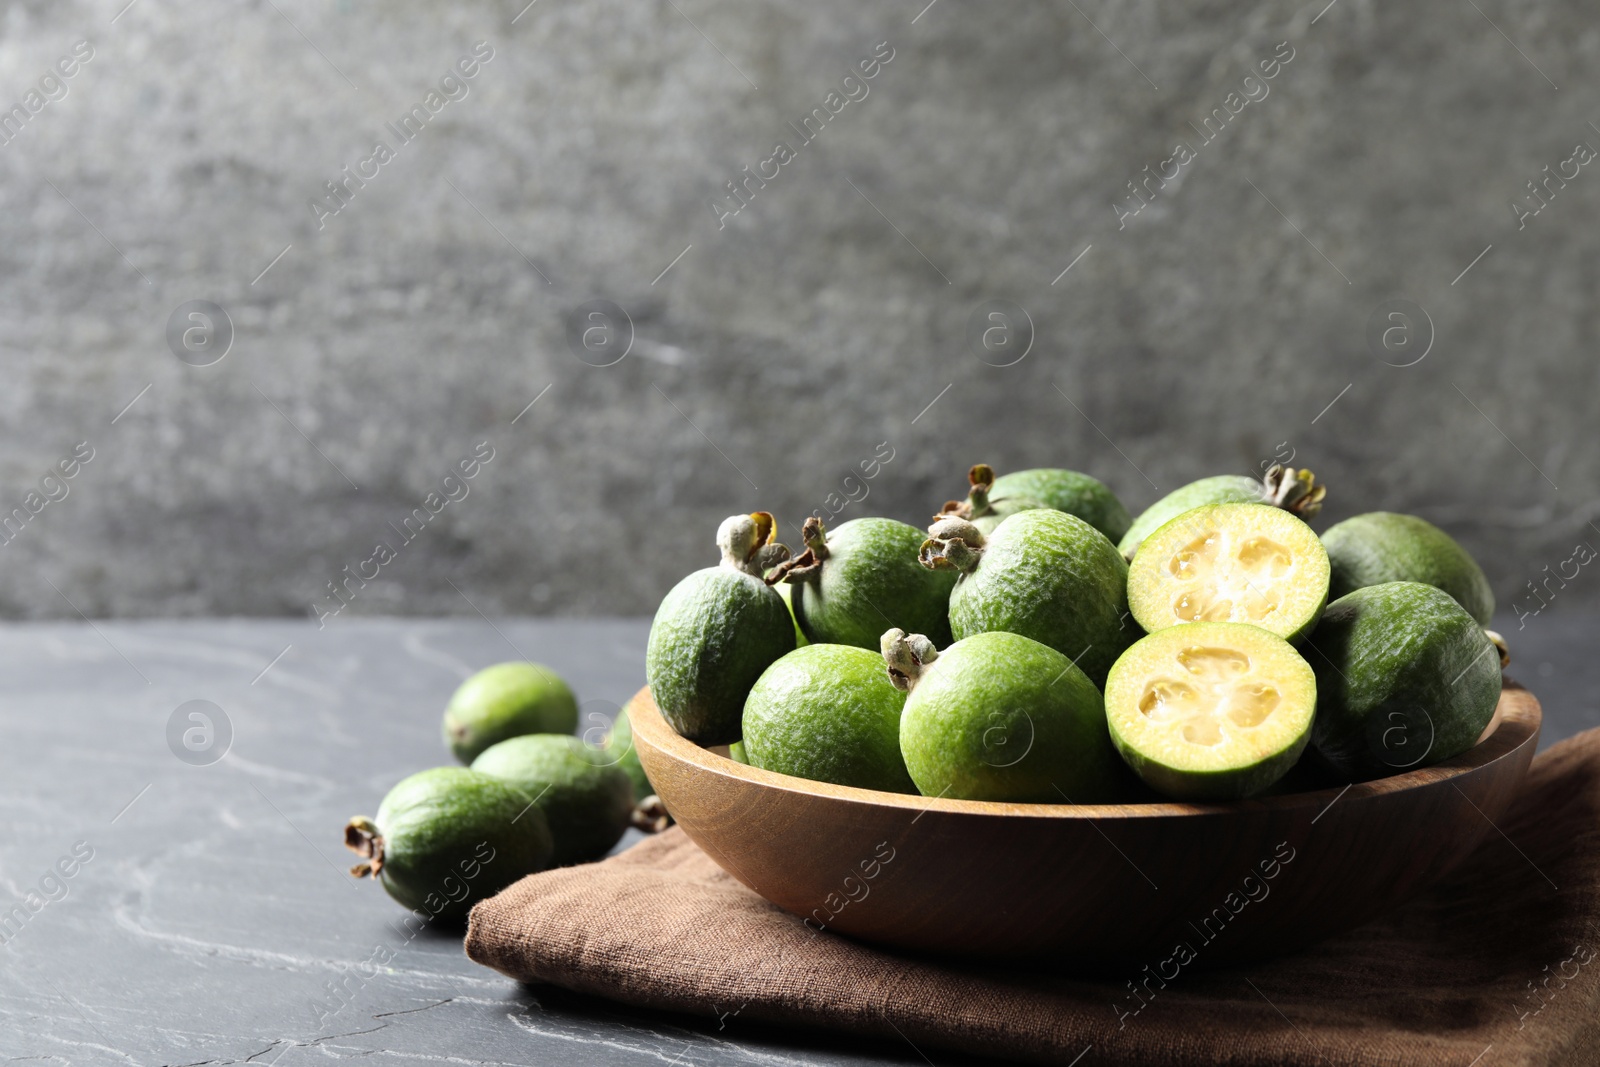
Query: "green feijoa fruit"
728 739 747 763
992 466 1132 543
742 644 915 793
471 734 635 865
604 701 653 802
1306 581 1502 779
773 581 809 647
1104 623 1316 801
344 767 553 922
1321 512 1494 625
779 516 956 651
887 629 1122 803
1128 503 1330 644
921 510 1132 686
647 512 796 745
1118 465 1326 560
443 662 579 764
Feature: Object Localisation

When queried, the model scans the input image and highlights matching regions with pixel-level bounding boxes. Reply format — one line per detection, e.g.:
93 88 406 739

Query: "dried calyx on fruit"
935 464 1046 534
880 627 940 691
1260 464 1326 519
918 515 987 573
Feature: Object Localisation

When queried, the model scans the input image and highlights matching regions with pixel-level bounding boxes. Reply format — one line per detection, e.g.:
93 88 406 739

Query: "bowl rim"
628 679 1540 820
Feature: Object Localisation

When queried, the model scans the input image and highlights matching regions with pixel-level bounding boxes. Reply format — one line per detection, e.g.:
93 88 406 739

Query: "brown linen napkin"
466 728 1600 1066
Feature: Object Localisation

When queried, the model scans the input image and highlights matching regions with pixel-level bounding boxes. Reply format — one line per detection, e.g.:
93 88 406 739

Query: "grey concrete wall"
0 0 1594 623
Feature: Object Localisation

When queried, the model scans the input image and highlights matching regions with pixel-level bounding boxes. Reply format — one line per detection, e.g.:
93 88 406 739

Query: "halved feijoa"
646 512 797 745
742 644 915 794
1128 503 1330 643
344 767 554 922
1321 512 1494 625
922 510 1133 686
1104 623 1315 800
778 516 956 651
888 628 1123 803
471 734 636 866
1305 581 1502 779
443 662 578 764
1118 465 1325 560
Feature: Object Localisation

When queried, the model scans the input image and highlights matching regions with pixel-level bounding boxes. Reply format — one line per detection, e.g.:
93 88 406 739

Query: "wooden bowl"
629 682 1541 966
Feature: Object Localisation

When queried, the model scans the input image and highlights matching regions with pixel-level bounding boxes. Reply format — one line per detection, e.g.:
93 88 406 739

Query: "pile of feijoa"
343 661 660 921
649 463 1508 804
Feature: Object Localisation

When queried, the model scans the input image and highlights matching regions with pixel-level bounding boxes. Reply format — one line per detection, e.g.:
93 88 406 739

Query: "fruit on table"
1305 581 1502 779
888 629 1122 802
1127 503 1331 643
442 662 579 764
471 734 636 865
741 644 915 794
774 516 956 651
604 701 655 802
1321 512 1495 625
344 767 554 922
1117 465 1325 559
1103 623 1316 800
647 512 796 745
921 510 1133 686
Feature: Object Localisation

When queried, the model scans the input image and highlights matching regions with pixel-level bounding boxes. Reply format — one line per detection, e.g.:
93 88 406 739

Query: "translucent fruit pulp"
1167 529 1296 625
1137 645 1282 748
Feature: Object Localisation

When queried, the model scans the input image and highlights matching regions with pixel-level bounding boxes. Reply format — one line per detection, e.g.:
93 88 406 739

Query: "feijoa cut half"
646 512 797 745
1321 512 1494 625
344 767 554 922
1128 503 1330 643
1305 581 1502 779
888 628 1123 803
443 662 579 764
1118 465 1325 560
776 516 956 651
923 510 1133 686
471 734 636 866
742 644 915 794
1104 623 1316 800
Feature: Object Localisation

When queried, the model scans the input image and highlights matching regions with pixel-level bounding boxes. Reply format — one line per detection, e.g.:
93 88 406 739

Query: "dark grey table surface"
1 612 1593 1066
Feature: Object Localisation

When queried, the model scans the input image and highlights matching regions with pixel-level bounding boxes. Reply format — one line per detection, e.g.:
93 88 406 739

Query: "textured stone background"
0 0 1594 621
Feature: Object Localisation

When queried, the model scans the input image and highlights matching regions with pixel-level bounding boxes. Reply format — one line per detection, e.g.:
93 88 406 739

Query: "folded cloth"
466 729 1600 1066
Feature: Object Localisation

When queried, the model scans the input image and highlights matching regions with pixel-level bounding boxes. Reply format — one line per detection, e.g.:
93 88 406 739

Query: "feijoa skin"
1127 503 1331 644
1104 623 1316 801
646 513 797 746
990 467 1132 544
344 767 553 923
742 644 915 794
443 663 578 764
471 735 635 865
773 581 810 648
1322 512 1494 625
889 629 1122 803
604 702 654 802
1306 582 1502 779
1118 466 1325 560
783 517 956 651
923 510 1132 687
